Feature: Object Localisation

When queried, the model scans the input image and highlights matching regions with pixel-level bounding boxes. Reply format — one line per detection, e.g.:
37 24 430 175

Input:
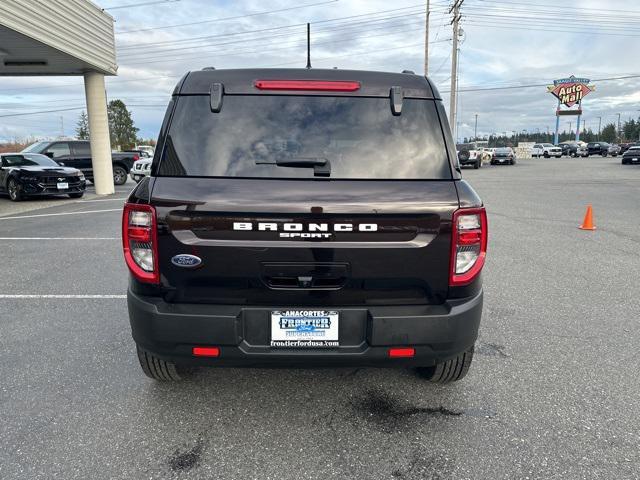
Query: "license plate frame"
270 310 339 348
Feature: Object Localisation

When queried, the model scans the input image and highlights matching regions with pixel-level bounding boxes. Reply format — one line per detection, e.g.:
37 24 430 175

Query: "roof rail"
401 70 415 74
202 67 216 71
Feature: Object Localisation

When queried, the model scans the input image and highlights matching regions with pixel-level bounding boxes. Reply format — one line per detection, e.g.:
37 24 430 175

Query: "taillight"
133 154 140 161
122 203 159 283
254 79 361 91
450 207 488 286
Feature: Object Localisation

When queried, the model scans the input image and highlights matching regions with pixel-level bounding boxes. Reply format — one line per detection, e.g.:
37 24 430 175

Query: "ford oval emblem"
171 254 202 268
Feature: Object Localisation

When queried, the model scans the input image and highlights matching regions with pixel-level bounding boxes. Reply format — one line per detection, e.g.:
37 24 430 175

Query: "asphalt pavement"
0 158 639 479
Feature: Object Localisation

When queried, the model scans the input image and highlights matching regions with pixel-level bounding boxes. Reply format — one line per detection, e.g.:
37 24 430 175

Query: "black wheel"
7 178 22 201
622 159 628 165
473 160 480 169
510 159 515 165
113 165 128 185
415 345 474 384
490 161 496 165
136 345 189 381
68 192 84 199
601 152 607 157
543 152 550 158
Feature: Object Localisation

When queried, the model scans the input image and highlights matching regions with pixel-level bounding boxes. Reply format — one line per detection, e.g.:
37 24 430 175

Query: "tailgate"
152 177 459 306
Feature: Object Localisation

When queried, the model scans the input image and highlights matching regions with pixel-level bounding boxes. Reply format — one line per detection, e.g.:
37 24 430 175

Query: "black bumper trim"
127 289 482 367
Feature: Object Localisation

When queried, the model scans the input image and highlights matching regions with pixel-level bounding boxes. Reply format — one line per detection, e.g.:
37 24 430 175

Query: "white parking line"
0 294 126 299
77 197 127 203
0 208 121 220
0 237 118 240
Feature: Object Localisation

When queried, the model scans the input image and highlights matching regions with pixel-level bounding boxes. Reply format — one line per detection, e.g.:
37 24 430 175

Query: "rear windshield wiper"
255 157 331 177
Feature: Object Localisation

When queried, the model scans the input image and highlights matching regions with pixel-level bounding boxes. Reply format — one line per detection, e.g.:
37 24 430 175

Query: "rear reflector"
388 347 415 358
254 79 361 92
192 347 220 357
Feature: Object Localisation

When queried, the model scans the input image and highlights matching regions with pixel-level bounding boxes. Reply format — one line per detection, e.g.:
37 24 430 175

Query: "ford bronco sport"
123 68 487 383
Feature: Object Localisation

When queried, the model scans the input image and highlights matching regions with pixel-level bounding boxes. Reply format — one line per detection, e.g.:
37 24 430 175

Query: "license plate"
270 310 339 348
633 158 639 162
57 182 68 189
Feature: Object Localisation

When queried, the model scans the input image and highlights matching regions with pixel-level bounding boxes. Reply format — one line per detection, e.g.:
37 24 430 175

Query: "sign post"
548 76 595 143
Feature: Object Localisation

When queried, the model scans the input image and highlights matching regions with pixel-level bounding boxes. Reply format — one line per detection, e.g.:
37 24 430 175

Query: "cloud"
0 0 639 142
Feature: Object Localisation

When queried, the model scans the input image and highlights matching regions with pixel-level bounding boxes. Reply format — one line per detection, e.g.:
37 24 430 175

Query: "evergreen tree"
75 111 89 140
107 100 139 150
600 123 617 143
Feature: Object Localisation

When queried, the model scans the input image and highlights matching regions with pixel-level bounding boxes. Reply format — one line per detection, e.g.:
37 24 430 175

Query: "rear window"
157 95 451 179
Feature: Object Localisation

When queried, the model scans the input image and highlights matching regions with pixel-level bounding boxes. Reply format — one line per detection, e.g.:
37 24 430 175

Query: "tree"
108 99 138 150
600 123 617 143
76 111 89 140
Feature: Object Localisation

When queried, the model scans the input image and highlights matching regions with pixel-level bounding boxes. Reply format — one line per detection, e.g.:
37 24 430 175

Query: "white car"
130 158 151 183
135 145 155 157
531 143 562 158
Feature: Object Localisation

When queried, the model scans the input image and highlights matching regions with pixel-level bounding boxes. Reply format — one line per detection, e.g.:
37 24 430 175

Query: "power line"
103 0 180 10
116 0 340 34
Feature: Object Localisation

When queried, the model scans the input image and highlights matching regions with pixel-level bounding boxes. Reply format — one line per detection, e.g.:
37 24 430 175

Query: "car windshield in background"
20 142 49 153
495 148 511 153
158 95 451 179
2 153 59 167
457 143 475 150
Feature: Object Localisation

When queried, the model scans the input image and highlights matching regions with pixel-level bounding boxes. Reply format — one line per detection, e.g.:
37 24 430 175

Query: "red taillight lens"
388 347 415 358
133 154 140 161
193 347 220 357
122 203 159 283
254 79 361 91
450 207 488 286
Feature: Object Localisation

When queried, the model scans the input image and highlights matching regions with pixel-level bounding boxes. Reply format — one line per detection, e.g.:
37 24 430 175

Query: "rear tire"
136 345 187 381
473 160 480 169
543 152 549 158
415 345 474 384
113 165 128 185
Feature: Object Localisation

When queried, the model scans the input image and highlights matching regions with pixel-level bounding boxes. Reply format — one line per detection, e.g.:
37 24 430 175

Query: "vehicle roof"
175 68 440 99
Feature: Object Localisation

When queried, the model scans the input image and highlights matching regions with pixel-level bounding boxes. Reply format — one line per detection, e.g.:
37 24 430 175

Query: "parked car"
621 146 640 164
586 142 611 156
135 145 155 157
124 68 487 383
575 145 589 157
477 147 494 164
0 152 86 201
456 143 482 168
130 158 151 183
124 149 152 159
557 143 573 156
619 143 639 154
491 147 516 165
21 140 139 185
608 144 621 156
531 143 562 158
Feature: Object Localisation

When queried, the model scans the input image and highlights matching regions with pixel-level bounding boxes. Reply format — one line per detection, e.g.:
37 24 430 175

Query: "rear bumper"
127 289 483 367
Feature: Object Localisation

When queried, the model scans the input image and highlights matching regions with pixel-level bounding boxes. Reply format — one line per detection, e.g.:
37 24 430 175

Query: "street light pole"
617 112 621 140
597 116 602 140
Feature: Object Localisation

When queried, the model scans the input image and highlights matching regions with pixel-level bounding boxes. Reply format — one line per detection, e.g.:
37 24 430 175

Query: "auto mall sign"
547 75 595 107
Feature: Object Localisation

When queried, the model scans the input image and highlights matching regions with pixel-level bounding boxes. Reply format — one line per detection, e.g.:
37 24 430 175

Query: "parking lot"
1 156 639 479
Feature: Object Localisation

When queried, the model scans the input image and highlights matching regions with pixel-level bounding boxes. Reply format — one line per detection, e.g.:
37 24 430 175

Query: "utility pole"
474 113 478 140
616 112 621 140
449 0 463 138
60 116 64 138
424 0 430 75
597 116 602 140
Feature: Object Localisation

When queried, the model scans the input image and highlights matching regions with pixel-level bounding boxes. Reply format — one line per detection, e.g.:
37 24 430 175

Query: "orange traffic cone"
579 205 596 230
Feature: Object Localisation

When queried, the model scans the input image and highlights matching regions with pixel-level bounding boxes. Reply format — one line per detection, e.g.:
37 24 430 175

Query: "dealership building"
0 0 117 195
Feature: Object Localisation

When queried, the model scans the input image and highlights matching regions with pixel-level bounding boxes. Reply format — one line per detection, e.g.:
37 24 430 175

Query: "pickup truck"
22 140 139 185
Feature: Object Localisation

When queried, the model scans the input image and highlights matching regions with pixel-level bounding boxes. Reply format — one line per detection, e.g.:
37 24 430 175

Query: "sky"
1 0 639 143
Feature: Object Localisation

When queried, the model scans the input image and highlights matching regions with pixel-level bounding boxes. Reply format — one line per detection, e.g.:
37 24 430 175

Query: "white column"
83 71 114 195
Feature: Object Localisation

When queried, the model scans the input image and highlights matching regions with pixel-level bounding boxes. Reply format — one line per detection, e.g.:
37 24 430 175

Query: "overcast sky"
1 0 639 143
